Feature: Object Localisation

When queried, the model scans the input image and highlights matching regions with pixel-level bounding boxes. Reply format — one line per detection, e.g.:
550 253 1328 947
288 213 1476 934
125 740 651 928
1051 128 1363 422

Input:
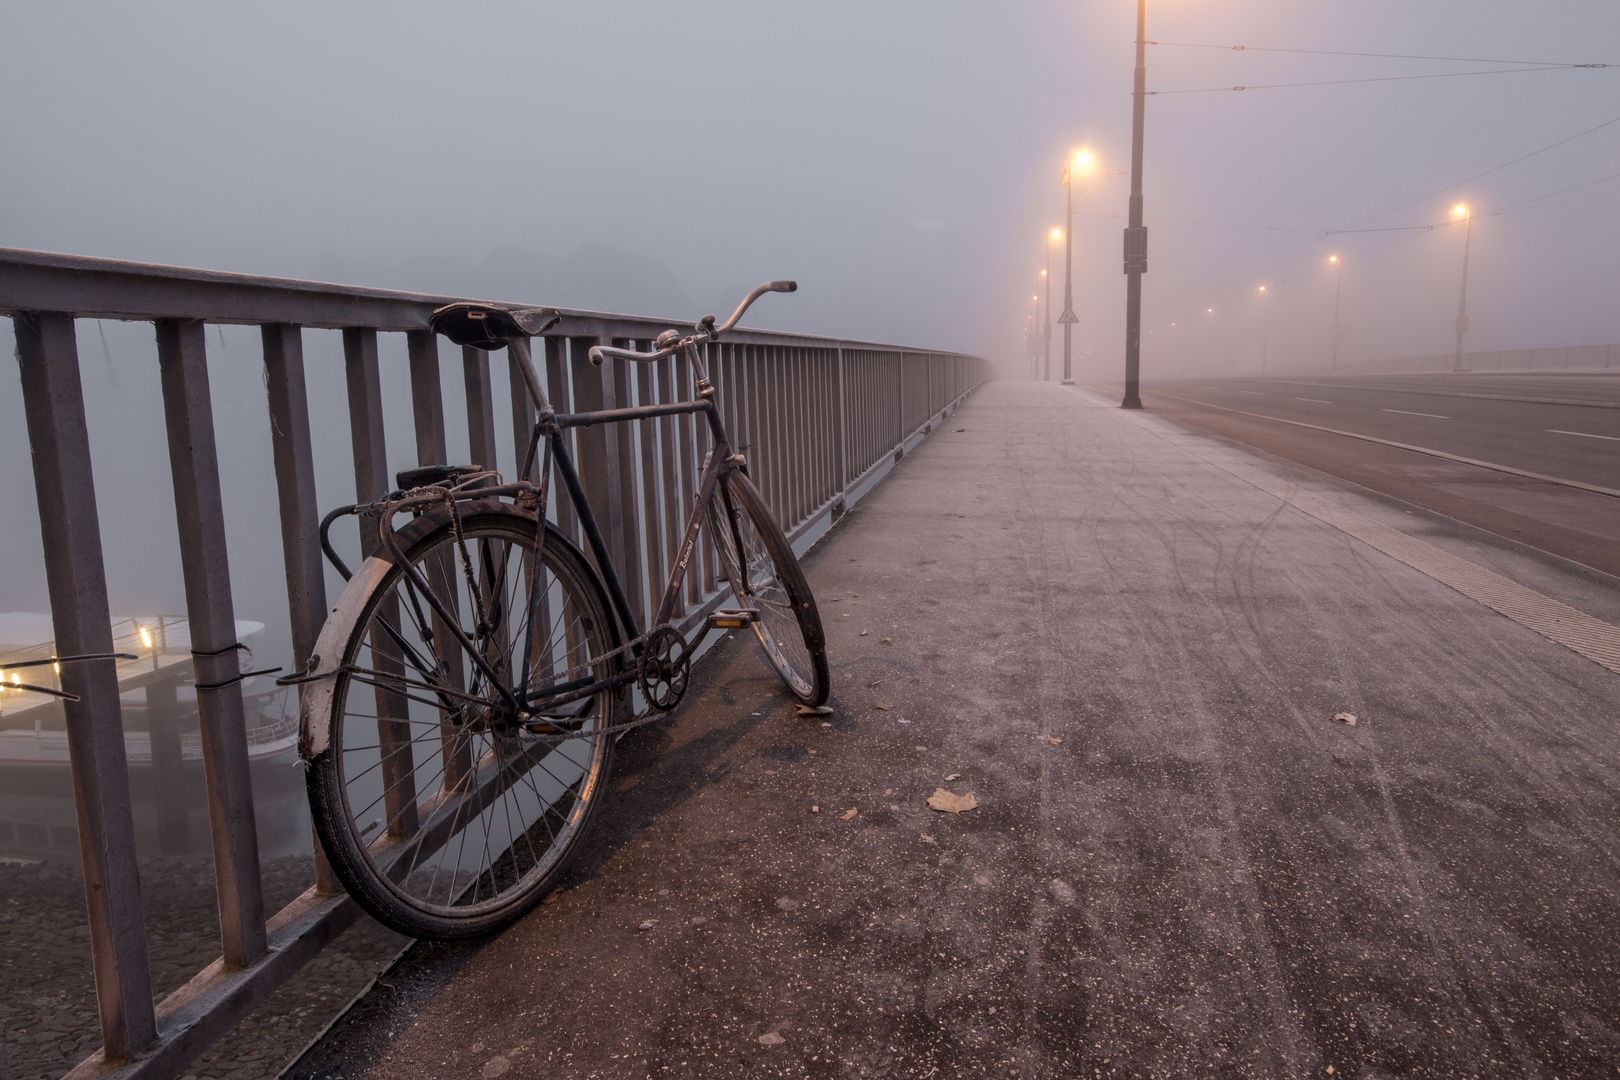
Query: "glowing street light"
1257 285 1270 374
1452 203 1473 371
1328 255 1344 373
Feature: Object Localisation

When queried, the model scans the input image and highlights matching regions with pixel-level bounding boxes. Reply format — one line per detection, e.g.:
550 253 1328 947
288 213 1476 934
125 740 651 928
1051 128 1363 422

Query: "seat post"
508 336 551 414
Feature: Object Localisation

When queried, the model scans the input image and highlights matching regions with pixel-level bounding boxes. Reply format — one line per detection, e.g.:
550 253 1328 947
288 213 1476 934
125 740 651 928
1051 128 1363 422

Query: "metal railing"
0 246 991 1079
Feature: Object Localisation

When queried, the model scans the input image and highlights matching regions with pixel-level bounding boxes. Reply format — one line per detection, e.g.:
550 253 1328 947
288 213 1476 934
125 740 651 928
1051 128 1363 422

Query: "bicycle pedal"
706 610 758 630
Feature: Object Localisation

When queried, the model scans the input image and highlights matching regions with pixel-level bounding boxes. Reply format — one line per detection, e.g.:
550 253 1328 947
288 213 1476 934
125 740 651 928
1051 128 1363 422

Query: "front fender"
298 555 393 759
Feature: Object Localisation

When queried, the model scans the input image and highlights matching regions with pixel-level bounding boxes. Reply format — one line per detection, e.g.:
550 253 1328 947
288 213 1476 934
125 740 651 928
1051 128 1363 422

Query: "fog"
1 1 1617 747
5 1 1617 371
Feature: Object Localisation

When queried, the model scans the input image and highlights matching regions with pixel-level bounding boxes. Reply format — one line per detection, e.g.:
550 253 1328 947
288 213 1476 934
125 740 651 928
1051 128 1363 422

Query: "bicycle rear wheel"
303 503 619 939
707 470 830 706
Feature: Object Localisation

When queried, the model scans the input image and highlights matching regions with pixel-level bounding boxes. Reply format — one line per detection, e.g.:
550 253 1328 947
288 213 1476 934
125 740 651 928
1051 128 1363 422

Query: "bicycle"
286 281 829 939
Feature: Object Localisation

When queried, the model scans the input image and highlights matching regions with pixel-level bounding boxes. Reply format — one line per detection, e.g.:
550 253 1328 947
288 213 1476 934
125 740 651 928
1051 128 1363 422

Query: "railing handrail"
0 246 980 356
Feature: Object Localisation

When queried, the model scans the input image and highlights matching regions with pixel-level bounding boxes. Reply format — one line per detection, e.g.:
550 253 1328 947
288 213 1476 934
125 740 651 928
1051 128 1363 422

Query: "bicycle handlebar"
587 279 796 366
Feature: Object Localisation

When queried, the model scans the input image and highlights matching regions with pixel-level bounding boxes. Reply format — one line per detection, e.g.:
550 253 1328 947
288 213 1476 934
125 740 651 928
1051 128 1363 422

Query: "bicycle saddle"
430 303 561 350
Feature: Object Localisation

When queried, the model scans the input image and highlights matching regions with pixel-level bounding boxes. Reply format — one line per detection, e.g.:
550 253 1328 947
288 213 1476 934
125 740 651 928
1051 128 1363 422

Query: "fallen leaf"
914 745 927 751
764 769 778 775
638 919 659 931
794 703 834 716
867 680 882 688
758 1032 786 1046
542 890 562 906
896 719 911 724
943 773 961 781
840 807 858 820
955 428 966 432
919 833 937 844
873 701 892 711
927 788 978 813
1333 712 1358 727
1047 737 1062 745
859 630 869 636
810 805 820 813
880 637 893 645
481 1056 511 1079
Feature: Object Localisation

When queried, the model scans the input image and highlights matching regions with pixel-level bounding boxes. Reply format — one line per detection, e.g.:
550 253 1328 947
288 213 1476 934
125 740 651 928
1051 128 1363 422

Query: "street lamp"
1059 153 1095 386
1257 285 1270 374
1451 203 1473 372
1045 228 1061 381
1120 0 1148 409
1328 255 1343 374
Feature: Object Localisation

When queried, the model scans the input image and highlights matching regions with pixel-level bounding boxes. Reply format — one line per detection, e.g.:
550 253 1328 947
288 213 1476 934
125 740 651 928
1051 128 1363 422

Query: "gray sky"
4 1 1617 376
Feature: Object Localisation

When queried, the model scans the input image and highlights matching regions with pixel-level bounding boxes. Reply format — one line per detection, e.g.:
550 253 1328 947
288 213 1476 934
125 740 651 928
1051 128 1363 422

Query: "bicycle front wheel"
707 470 830 706
303 503 619 940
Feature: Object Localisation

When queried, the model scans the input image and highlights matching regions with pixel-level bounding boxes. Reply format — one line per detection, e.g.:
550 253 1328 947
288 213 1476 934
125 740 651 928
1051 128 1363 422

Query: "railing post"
343 328 389 522
262 323 337 895
342 327 417 839
155 318 269 970
407 329 447 467
262 325 326 665
463 346 500 474
15 310 158 1060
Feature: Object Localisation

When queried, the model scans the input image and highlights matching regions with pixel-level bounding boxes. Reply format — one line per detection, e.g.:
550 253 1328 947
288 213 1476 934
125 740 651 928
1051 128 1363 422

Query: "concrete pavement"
289 379 1620 1080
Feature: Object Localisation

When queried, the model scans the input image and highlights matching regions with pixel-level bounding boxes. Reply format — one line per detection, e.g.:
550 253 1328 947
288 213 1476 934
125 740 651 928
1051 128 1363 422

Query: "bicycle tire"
302 503 619 940
706 470 830 706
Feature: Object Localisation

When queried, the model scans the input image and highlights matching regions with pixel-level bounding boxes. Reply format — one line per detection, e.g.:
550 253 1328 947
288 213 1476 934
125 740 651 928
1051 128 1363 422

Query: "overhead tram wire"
1148 65 1602 96
1145 41 1613 68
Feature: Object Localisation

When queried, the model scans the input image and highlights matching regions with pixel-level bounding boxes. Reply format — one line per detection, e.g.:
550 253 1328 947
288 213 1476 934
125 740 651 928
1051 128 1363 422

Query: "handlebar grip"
769 280 798 293
587 346 606 366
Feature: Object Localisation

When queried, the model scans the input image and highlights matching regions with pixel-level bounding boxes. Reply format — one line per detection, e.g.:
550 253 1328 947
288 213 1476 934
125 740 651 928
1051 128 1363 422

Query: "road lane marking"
1143 390 1620 499
1382 408 1450 419
1259 378 1620 410
1237 390 1264 396
1548 428 1620 442
1294 397 1334 404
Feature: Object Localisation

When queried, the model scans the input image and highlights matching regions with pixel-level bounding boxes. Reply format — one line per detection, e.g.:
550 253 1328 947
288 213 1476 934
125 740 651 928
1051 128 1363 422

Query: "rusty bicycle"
289 281 828 939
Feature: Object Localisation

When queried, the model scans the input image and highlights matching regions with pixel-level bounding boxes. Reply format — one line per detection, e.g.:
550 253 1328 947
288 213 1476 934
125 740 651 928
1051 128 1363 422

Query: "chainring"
636 626 692 712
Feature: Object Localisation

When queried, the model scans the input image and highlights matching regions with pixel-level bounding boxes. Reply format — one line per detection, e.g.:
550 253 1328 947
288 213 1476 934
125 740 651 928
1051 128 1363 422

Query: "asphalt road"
1148 374 1620 493
1128 373 1620 580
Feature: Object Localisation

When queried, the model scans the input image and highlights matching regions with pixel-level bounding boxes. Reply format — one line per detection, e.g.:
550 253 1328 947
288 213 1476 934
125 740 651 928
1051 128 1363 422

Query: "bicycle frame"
508 336 744 714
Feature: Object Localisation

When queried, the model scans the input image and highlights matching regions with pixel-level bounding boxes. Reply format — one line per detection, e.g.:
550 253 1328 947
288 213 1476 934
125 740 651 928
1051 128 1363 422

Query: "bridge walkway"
290 379 1620 1079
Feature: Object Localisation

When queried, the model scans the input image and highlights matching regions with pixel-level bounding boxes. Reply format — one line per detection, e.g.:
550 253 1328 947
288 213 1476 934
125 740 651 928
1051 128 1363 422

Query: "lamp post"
1328 255 1343 374
1451 203 1473 372
1046 229 1060 381
1120 0 1148 408
1257 285 1270 374
1059 156 1090 386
